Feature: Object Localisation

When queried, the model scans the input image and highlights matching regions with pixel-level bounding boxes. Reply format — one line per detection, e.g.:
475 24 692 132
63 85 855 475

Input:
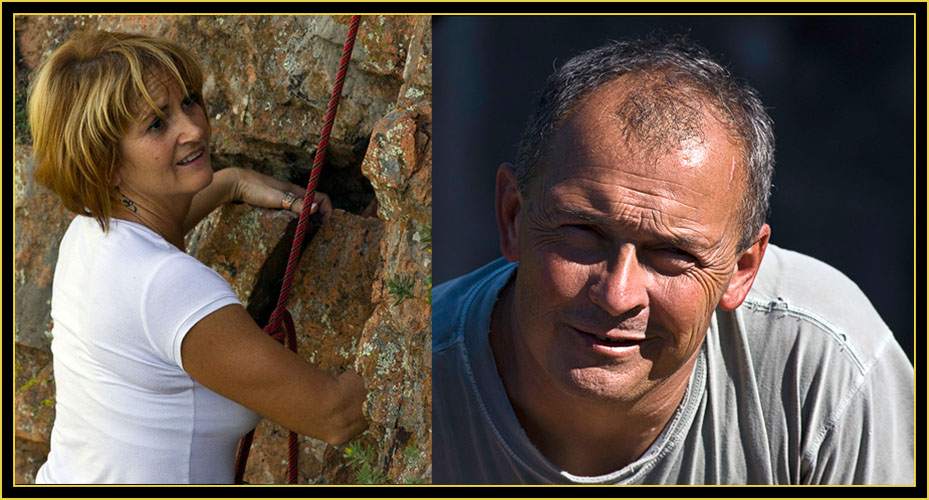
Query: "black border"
6 1 925 496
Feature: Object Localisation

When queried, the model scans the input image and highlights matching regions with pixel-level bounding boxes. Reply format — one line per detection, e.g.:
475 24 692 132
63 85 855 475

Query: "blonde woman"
28 31 367 484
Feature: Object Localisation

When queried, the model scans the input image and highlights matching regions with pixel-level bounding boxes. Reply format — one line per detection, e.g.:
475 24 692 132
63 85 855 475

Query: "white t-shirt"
36 216 261 484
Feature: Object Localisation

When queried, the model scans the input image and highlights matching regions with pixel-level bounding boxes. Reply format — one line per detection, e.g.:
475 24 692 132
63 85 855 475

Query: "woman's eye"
147 118 163 132
182 96 194 107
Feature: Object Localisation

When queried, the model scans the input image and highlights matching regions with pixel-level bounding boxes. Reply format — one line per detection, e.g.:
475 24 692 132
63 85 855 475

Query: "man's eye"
560 225 606 251
564 224 599 236
658 247 694 260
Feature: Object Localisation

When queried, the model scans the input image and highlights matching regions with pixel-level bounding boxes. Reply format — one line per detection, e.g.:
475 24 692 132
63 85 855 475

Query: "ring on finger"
281 192 298 211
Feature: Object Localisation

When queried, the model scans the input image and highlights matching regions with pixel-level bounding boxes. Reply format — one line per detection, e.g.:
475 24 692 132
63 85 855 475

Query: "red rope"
234 14 361 485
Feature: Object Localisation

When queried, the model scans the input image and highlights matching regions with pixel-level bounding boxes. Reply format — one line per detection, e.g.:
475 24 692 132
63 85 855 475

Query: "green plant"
418 222 431 245
342 442 387 485
15 93 30 144
397 444 427 484
415 220 431 254
386 274 415 306
402 444 419 464
424 274 431 305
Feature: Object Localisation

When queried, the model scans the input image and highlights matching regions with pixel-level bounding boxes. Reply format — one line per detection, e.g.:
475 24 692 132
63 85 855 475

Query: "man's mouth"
572 326 650 355
590 334 644 347
177 149 204 166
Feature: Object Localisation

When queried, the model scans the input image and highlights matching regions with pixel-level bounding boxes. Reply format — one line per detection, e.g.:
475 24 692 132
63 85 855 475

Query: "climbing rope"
234 14 361 485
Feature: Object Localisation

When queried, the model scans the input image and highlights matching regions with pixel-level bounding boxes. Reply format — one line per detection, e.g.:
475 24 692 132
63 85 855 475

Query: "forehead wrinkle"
543 197 712 251
136 100 169 124
600 179 701 212
133 71 179 120
552 158 707 199
551 166 705 214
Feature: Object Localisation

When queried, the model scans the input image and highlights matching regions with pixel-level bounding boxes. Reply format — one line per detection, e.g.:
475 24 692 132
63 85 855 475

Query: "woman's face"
114 72 212 208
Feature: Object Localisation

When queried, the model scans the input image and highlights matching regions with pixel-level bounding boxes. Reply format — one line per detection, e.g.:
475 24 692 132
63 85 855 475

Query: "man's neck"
489 278 696 477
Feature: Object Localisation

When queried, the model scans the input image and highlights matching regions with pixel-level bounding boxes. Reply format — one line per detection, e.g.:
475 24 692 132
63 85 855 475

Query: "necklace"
112 188 183 249
116 187 138 213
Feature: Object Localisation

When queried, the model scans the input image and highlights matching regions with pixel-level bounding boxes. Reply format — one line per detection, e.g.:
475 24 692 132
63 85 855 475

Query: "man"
432 35 914 485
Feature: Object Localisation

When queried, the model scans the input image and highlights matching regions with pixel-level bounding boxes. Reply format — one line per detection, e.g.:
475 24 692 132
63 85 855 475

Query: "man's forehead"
528 80 747 248
544 79 745 188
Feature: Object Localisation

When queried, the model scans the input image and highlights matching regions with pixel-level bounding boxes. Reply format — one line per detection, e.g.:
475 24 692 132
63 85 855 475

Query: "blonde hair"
28 31 206 232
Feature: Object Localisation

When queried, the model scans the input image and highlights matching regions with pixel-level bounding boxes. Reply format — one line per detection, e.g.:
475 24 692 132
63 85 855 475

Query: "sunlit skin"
106 71 366 445
491 77 770 476
111 72 214 248
110 72 333 249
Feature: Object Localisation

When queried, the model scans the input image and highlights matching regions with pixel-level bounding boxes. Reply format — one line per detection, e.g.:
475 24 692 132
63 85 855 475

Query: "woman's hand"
231 167 333 219
184 167 333 234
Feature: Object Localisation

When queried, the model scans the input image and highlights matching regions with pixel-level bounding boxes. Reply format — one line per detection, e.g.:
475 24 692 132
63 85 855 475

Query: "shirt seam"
741 296 866 373
800 333 892 470
435 261 515 353
621 341 708 484
139 252 188 365
454 263 555 483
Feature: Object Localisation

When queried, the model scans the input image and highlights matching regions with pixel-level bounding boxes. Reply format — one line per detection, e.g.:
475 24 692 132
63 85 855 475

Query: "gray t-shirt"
432 244 914 484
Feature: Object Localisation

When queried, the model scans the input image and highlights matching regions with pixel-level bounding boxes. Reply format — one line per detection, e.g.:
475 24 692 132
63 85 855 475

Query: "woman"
28 31 368 484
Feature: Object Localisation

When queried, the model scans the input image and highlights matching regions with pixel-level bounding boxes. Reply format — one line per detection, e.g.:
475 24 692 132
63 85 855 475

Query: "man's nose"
588 244 648 317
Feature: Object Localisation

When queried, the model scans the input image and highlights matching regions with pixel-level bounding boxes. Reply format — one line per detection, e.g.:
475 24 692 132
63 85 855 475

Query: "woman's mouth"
177 149 204 166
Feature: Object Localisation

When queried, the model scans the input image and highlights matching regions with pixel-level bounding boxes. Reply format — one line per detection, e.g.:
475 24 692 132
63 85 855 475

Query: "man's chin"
562 364 655 404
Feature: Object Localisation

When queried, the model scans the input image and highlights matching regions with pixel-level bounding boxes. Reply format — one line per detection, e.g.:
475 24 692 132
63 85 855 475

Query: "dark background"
433 15 915 362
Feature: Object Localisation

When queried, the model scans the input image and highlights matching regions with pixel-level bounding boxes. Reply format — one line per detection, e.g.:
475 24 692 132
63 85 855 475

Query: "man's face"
504 81 748 404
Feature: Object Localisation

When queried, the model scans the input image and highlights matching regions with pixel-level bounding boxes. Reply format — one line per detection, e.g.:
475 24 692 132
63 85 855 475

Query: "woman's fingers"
232 168 331 220
290 192 332 219
237 169 302 206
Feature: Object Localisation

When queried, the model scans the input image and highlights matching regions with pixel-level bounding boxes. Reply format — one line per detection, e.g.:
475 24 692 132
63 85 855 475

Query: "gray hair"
513 34 775 252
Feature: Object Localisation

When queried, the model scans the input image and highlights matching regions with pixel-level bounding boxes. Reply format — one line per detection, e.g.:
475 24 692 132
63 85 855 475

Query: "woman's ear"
495 163 522 263
719 224 771 311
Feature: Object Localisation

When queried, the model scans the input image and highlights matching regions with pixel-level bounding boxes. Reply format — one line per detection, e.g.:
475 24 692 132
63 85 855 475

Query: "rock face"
14 15 431 485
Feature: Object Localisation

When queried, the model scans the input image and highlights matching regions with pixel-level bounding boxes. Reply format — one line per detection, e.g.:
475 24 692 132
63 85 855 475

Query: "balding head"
514 35 775 251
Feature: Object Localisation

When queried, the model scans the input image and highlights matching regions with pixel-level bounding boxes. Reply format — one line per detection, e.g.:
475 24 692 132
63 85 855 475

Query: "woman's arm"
183 167 238 232
184 167 332 233
181 303 368 445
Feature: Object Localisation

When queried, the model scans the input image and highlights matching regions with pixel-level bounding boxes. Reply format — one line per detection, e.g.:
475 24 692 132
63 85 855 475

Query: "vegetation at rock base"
16 93 30 144
416 221 431 247
386 274 415 306
342 441 387 484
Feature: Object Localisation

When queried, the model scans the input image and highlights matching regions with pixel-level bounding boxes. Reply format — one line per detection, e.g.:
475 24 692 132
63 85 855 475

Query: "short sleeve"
801 335 915 485
141 253 241 370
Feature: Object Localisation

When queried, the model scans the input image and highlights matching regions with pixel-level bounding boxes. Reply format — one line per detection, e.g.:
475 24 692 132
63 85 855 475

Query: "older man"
432 36 914 485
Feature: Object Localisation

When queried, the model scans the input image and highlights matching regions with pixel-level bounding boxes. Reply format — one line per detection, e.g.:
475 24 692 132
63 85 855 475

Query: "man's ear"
495 163 522 263
719 223 771 311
